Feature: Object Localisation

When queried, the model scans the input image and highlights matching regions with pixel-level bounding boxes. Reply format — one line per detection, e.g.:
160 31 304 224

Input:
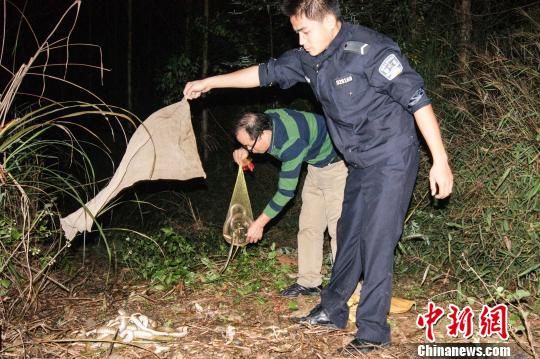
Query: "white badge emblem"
379 54 403 80
304 76 311 84
335 75 353 86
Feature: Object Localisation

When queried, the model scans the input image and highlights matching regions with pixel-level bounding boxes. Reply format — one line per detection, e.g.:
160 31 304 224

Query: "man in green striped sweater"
232 108 347 297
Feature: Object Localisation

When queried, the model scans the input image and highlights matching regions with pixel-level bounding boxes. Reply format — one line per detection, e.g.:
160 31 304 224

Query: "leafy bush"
114 223 294 294
0 2 134 318
197 242 293 296
402 28 539 300
115 226 226 287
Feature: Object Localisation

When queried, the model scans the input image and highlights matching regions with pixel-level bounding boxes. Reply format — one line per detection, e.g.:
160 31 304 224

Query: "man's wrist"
204 77 215 90
432 154 449 165
256 213 271 227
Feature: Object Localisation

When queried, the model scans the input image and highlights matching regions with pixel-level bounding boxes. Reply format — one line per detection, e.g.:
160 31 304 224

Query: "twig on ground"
1 338 161 359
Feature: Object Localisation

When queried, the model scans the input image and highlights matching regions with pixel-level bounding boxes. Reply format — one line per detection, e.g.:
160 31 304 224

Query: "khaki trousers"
297 160 347 288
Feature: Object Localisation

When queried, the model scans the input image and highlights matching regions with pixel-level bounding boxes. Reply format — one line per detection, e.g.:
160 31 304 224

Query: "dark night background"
8 0 538 117
3 0 538 243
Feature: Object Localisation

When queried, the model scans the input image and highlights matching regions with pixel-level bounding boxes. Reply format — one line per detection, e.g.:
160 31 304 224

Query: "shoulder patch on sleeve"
378 54 403 80
344 41 369 55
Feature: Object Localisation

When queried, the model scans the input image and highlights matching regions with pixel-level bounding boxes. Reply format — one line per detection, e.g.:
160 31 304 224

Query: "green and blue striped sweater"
263 109 338 218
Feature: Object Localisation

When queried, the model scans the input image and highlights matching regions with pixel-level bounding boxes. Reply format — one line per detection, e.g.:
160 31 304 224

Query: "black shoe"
291 304 338 328
339 338 390 355
281 283 322 297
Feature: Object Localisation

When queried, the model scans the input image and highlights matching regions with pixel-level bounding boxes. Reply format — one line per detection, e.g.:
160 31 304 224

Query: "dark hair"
235 112 272 140
281 0 340 20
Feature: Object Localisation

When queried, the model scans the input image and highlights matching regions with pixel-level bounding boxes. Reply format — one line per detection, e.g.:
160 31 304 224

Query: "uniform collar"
311 21 351 64
268 116 278 155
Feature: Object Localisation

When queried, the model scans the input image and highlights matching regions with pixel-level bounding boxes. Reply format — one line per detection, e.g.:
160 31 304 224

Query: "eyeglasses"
242 135 259 155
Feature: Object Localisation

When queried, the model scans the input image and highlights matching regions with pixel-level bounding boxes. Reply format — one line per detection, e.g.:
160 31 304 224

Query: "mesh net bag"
222 166 254 247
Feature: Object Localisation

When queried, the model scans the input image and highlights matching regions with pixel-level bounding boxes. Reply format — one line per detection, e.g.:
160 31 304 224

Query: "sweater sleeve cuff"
263 205 278 219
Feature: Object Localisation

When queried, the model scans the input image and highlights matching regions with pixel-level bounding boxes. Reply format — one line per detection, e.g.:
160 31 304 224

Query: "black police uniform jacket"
259 21 431 168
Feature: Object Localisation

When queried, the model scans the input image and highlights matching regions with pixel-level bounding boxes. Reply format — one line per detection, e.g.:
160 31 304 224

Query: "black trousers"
321 144 420 343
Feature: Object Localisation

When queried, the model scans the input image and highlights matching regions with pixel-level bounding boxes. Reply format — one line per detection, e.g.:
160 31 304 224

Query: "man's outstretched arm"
414 104 454 199
183 65 260 99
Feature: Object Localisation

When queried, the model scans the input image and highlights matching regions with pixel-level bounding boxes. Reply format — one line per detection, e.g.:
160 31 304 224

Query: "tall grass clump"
404 21 538 306
0 0 133 321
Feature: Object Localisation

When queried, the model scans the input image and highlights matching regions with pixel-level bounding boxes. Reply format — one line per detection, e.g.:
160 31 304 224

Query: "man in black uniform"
183 0 453 354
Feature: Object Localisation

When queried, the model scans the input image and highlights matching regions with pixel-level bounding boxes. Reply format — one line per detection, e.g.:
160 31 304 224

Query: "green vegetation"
115 226 225 287
399 28 539 301
0 3 135 318
115 225 293 296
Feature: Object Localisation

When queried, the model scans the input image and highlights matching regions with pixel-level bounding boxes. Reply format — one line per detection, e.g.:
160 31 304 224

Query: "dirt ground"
1 254 537 358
